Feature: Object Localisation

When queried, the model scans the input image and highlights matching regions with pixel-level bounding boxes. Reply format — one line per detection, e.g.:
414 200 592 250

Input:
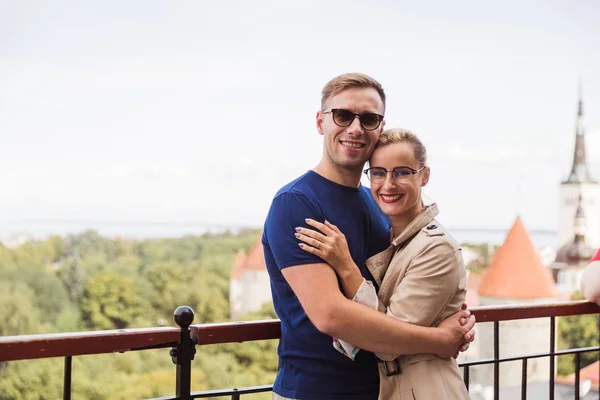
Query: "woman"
295 128 469 399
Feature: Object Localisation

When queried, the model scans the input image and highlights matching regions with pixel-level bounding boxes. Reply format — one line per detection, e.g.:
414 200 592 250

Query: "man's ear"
380 118 386 132
316 110 325 135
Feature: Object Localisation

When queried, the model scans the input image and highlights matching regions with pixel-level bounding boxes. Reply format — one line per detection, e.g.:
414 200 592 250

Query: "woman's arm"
295 219 366 299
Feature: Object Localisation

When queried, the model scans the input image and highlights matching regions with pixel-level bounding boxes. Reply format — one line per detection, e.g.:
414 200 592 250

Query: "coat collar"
390 203 440 247
367 203 440 286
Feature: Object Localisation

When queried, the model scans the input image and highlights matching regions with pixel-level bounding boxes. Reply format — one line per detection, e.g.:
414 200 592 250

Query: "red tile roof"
479 217 557 299
465 272 483 307
556 361 600 390
579 360 599 386
231 234 267 280
240 235 266 271
230 249 247 280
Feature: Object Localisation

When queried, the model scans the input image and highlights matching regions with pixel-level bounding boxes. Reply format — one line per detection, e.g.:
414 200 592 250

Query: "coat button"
426 224 438 230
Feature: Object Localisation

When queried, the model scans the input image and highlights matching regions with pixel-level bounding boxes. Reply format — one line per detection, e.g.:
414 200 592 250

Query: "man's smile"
340 140 365 149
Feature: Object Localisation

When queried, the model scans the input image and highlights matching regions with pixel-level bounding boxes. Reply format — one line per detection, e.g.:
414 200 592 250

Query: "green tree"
80 272 147 330
57 256 87 303
0 228 278 399
190 270 229 324
105 254 144 277
47 235 68 262
143 261 186 316
0 358 64 400
0 244 17 271
0 281 40 336
10 266 71 325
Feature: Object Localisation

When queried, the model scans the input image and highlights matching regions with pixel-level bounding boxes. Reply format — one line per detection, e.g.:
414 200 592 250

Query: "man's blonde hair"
376 128 428 167
321 73 386 112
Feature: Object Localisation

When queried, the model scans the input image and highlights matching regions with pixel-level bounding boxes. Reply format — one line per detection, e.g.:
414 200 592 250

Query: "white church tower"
559 91 600 248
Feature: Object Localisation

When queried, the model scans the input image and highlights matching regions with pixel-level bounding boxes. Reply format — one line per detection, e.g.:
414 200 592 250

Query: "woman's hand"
295 219 355 275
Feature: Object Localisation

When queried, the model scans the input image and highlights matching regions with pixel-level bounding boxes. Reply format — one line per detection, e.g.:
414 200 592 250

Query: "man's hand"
452 304 476 358
435 305 476 359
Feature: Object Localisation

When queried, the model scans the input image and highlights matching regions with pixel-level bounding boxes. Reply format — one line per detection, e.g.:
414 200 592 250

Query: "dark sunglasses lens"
393 167 414 180
332 110 355 126
360 113 381 130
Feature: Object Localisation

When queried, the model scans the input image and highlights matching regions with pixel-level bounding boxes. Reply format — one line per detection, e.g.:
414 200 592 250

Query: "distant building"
558 93 600 248
470 217 558 389
229 249 247 319
556 360 600 394
551 194 596 297
229 235 272 319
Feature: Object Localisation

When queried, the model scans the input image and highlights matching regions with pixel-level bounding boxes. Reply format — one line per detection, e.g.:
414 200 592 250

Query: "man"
262 73 475 400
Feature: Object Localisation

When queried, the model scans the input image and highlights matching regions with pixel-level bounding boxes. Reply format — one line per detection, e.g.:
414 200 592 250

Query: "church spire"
565 84 596 183
573 189 586 238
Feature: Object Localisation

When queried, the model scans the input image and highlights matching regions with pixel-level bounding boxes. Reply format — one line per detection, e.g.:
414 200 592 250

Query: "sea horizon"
0 220 559 249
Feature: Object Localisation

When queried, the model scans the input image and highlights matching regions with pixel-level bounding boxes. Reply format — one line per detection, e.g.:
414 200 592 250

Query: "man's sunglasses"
322 109 384 131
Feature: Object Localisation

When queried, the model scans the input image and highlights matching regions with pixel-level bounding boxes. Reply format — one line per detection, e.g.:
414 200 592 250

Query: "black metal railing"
0 301 598 400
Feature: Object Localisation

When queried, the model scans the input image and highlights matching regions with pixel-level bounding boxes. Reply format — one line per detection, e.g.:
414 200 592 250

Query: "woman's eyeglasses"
364 166 426 184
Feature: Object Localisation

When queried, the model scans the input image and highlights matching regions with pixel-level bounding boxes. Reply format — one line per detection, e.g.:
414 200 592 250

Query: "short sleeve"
264 191 325 270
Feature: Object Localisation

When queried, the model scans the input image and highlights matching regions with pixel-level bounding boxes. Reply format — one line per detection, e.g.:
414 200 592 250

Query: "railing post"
549 316 555 400
494 321 499 400
63 356 72 400
171 306 195 400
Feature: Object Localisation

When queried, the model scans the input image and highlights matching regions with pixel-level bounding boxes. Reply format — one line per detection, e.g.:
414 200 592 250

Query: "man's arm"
282 262 474 358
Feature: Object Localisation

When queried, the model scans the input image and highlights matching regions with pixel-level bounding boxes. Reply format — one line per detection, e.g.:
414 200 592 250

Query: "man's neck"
313 160 363 188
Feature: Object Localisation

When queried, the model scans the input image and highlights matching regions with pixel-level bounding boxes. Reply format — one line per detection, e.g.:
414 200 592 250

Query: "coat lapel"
366 204 440 287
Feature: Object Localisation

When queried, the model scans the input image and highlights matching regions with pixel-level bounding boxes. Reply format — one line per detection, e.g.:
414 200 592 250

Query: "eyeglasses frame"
363 166 427 183
322 108 384 131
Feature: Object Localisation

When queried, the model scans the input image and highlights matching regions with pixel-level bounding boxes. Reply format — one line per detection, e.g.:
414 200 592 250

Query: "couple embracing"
262 73 473 400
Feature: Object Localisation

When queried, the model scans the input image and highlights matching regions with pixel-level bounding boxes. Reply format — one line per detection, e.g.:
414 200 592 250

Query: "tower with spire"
552 193 596 296
558 88 600 248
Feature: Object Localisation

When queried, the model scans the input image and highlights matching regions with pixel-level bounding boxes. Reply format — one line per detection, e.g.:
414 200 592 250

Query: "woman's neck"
390 205 424 238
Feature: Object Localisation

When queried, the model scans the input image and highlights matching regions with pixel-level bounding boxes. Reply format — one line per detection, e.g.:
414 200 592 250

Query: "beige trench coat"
365 204 469 400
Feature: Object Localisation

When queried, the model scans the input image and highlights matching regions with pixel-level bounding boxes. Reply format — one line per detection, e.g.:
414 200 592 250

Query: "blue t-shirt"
262 170 390 400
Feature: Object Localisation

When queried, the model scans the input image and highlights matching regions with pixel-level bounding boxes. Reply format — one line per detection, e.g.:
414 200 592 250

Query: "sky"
1 0 600 242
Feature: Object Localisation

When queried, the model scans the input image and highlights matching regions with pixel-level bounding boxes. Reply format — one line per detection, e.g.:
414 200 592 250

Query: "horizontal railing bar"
190 384 274 398
1 301 598 362
130 341 179 352
470 300 600 322
190 301 600 345
147 385 273 400
0 327 180 362
459 346 599 367
192 319 281 345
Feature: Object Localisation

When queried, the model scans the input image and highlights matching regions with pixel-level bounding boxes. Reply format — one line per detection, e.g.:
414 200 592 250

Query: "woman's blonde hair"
375 128 427 167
